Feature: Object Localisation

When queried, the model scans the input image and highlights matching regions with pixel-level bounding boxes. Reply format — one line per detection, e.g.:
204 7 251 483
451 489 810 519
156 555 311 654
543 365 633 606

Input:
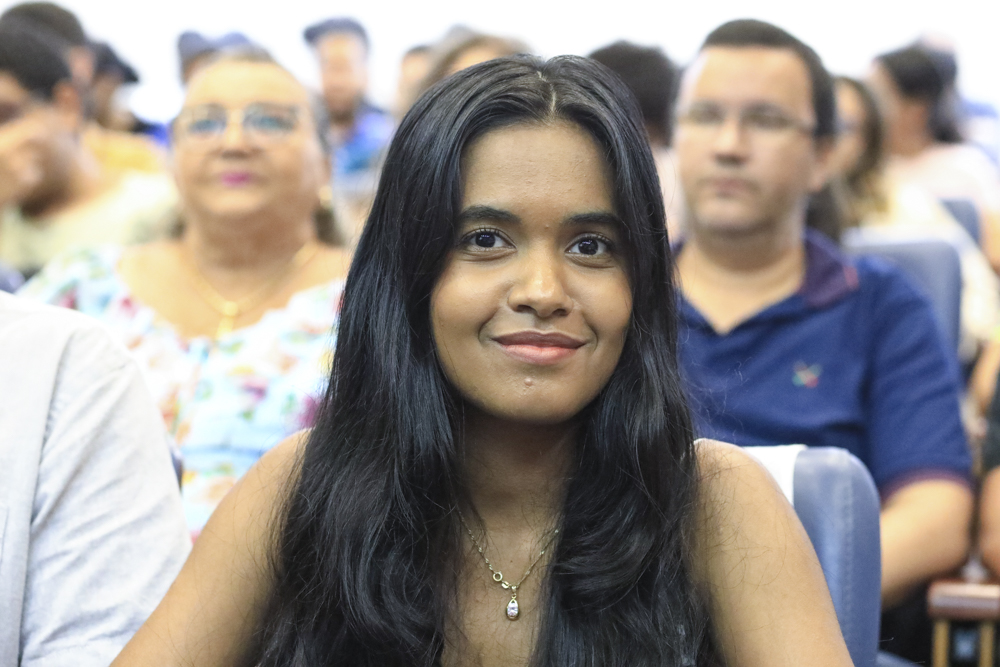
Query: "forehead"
0 72 32 105
462 121 613 210
183 61 309 109
316 33 366 63
681 46 814 115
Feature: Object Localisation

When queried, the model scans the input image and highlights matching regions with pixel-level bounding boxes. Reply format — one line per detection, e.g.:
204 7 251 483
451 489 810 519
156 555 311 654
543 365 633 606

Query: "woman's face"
830 81 869 177
431 120 632 426
173 61 328 224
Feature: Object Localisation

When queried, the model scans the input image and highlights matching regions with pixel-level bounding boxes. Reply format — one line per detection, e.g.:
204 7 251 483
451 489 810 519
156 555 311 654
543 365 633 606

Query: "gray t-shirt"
0 292 190 667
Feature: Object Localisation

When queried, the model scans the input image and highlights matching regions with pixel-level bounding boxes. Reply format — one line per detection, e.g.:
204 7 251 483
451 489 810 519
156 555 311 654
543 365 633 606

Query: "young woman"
830 76 999 363
113 55 851 667
868 46 1000 271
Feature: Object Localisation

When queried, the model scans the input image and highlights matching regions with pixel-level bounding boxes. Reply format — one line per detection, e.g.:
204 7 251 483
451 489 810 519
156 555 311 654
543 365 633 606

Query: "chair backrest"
750 445 882 667
941 198 982 245
842 229 962 352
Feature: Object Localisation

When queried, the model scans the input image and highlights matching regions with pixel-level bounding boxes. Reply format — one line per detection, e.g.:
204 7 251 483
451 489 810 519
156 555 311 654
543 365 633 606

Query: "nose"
712 113 750 164
507 251 573 319
220 110 252 151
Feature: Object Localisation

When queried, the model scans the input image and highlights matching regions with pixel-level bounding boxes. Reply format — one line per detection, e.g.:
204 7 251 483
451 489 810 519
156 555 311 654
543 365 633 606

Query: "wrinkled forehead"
679 46 814 118
183 61 311 110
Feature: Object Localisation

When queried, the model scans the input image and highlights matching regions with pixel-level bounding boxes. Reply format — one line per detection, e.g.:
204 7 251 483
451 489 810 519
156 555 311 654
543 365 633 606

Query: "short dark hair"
875 45 962 143
0 18 72 100
0 2 85 46
589 41 678 146
303 17 368 52
701 19 836 140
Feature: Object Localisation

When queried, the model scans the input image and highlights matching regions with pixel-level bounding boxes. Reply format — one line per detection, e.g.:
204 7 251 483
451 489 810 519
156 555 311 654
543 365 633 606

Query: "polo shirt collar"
676 229 860 329
799 229 859 308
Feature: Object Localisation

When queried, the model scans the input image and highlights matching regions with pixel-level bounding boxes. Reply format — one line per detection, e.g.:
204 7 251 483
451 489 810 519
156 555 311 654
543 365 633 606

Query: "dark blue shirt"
679 231 972 495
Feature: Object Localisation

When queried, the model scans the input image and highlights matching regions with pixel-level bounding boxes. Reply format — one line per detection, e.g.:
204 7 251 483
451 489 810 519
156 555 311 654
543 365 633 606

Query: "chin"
473 393 596 427
690 208 770 237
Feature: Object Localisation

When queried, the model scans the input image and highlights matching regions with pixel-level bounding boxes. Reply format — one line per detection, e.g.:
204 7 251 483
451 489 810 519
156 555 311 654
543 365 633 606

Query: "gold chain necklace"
457 509 559 621
182 240 319 339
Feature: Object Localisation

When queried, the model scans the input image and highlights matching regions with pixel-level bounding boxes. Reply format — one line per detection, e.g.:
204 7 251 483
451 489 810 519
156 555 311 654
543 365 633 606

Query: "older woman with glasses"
19 51 351 536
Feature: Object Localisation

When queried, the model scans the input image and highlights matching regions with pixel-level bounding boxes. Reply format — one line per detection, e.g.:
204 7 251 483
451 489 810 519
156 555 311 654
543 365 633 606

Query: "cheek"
429 265 496 376
673 132 704 182
172 151 202 193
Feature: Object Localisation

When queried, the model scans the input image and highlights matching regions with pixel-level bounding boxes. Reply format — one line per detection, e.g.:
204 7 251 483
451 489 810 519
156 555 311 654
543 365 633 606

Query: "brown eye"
569 236 612 257
459 228 511 251
475 232 499 248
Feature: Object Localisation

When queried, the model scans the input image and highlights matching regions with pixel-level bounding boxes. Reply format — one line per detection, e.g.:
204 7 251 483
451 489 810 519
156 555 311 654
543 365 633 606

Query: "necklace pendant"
506 597 519 620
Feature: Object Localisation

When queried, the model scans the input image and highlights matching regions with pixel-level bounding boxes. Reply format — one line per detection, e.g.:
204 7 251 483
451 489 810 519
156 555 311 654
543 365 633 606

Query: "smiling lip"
219 172 254 186
492 331 586 365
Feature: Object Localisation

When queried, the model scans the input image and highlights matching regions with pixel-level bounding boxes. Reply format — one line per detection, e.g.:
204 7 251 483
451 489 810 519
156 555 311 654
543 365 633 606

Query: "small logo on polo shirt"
793 362 822 388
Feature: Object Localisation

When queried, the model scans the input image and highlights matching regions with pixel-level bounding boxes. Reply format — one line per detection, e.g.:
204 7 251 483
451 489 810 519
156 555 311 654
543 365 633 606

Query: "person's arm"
693 440 853 667
112 432 305 667
971 338 1000 416
20 321 191 667
880 479 973 607
979 470 1000 575
860 261 974 604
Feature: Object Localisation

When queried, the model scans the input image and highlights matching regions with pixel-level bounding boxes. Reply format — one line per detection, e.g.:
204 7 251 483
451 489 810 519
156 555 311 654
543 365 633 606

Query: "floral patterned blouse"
19 246 343 535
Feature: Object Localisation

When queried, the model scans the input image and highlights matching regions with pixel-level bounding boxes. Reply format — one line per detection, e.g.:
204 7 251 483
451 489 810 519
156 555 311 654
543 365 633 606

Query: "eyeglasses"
677 101 816 139
173 103 300 145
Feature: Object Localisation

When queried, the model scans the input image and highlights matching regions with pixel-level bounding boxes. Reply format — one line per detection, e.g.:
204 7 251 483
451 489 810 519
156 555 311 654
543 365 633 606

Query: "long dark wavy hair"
253 55 717 666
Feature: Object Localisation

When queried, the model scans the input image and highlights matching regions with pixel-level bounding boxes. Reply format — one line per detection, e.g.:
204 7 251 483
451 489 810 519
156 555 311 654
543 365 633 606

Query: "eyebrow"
456 205 623 228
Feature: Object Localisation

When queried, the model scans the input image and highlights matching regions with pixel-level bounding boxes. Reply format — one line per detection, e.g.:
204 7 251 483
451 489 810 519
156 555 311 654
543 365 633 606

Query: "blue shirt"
333 103 394 180
679 231 972 495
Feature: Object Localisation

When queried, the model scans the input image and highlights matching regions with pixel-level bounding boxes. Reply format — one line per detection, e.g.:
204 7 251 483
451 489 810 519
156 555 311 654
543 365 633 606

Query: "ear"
807 136 836 193
49 81 84 132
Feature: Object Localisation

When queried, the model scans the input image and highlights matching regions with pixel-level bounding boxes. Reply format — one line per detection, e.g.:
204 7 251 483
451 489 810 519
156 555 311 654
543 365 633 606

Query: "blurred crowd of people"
2 3 1000 665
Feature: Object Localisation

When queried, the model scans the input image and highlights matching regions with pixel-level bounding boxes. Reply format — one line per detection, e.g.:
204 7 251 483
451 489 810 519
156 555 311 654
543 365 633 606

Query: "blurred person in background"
20 51 351 536
413 27 528 102
672 20 972 664
0 20 175 278
3 2 164 174
0 1 93 89
3 1 166 174
868 44 1000 271
393 44 431 119
91 42 170 147
304 17 392 243
832 75 999 364
177 30 256 85
588 40 683 238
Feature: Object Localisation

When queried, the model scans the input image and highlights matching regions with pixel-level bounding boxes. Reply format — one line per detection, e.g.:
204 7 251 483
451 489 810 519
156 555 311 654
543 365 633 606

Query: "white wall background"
3 0 998 123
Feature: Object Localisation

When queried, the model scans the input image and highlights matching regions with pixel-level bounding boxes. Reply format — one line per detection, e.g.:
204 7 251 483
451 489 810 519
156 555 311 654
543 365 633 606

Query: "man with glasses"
0 19 175 277
674 19 972 663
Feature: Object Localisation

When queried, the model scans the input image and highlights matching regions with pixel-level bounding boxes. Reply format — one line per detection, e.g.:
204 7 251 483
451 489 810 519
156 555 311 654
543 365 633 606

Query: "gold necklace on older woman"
182 240 320 338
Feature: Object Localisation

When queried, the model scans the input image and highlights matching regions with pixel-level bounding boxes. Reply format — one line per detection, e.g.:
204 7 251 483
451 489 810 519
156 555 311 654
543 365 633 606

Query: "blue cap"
177 30 253 69
303 17 368 51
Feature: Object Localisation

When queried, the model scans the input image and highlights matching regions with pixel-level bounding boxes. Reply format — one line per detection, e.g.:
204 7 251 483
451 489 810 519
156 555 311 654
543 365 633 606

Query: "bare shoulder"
311 244 352 283
118 241 180 292
694 438 783 502
113 431 310 667
690 439 852 666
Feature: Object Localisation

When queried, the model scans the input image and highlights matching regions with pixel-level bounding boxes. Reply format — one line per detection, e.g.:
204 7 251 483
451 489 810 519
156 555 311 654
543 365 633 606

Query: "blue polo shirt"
679 231 972 496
